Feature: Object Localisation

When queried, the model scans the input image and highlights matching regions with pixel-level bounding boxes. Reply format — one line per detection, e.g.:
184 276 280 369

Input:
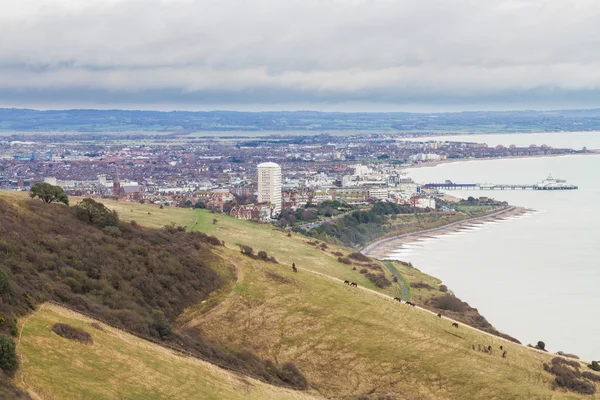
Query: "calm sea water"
391 132 600 361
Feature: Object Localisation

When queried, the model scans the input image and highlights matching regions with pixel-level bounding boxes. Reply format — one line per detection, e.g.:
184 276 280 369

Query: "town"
0 132 582 223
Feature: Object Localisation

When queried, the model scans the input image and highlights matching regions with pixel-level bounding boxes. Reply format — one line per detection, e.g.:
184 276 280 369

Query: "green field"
17 304 323 400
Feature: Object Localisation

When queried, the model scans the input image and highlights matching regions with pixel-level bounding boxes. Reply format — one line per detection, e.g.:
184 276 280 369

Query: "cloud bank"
2 0 600 110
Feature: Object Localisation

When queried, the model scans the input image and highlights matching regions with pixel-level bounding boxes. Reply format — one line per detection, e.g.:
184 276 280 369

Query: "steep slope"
17 303 323 400
181 253 598 399
0 192 312 395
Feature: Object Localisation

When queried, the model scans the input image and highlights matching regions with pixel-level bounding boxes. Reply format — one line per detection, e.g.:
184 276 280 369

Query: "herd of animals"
291 263 509 358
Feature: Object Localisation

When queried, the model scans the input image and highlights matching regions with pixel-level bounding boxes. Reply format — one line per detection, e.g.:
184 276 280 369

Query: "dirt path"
382 261 409 301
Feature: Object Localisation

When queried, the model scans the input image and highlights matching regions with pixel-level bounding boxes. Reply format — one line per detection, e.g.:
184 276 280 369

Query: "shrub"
588 361 600 371
103 226 122 237
537 341 546 351
238 244 254 257
0 271 14 298
544 358 596 395
583 371 600 382
349 253 370 262
75 198 119 227
333 252 344 257
277 362 308 389
432 295 468 312
359 268 368 274
0 335 17 374
51 323 93 345
150 310 172 339
410 282 433 289
551 357 580 370
439 284 448 292
365 273 392 289
338 257 351 265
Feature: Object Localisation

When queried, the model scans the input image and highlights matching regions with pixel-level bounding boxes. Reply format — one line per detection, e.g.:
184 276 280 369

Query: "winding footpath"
382 261 409 301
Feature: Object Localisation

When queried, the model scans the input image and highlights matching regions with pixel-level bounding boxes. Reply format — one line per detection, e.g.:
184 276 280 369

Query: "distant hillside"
2 108 600 133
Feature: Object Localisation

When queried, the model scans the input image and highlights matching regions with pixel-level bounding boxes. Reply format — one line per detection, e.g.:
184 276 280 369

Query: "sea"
388 132 600 361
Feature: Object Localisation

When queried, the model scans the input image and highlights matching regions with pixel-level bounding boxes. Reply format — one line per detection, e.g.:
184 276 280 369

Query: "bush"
333 252 344 257
150 310 172 339
583 371 600 382
365 273 392 289
537 341 546 351
359 268 368 274
410 282 433 289
257 251 269 261
432 295 468 312
277 362 308 389
338 257 351 265
544 358 596 395
238 244 254 257
439 284 448 292
0 335 17 374
75 198 119 227
588 361 600 371
52 323 94 345
349 253 370 262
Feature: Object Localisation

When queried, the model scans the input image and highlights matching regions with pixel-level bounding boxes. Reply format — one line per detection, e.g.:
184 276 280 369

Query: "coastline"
362 206 530 259
402 151 599 170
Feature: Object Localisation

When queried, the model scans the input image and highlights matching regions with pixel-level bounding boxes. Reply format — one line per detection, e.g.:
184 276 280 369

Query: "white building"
257 162 282 213
367 187 389 200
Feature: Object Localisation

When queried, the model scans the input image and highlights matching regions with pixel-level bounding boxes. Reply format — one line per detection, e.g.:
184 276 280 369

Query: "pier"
423 181 578 191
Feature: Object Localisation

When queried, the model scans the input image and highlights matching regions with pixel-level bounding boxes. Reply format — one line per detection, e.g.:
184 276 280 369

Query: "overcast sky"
1 0 600 111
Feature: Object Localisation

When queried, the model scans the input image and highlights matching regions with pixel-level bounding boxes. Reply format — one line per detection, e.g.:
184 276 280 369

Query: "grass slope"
97 199 398 295
182 255 597 400
17 303 323 400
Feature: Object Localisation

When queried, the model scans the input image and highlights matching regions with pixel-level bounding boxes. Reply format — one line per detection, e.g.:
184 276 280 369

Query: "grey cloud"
1 0 600 110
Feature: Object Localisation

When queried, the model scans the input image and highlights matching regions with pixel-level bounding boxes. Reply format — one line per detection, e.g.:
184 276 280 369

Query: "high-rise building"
257 162 282 213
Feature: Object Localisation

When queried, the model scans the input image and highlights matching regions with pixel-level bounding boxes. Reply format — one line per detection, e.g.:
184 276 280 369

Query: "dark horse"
344 280 350 285
437 313 442 318
292 263 297 272
406 301 416 307
350 282 358 287
393 297 402 302
452 322 459 328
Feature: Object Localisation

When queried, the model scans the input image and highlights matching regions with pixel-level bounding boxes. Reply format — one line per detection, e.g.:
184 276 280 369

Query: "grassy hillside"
96 198 401 296
17 303 323 400
4 192 598 399
182 253 598 400
0 192 312 394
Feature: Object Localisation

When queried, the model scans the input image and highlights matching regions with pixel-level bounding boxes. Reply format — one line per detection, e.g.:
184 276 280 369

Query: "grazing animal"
452 322 459 328
488 345 492 353
472 345 475 350
344 280 350 285
393 297 402 302
405 301 416 307
292 266 297 272
500 345 503 351
502 351 507 358
350 282 358 287
437 313 442 318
